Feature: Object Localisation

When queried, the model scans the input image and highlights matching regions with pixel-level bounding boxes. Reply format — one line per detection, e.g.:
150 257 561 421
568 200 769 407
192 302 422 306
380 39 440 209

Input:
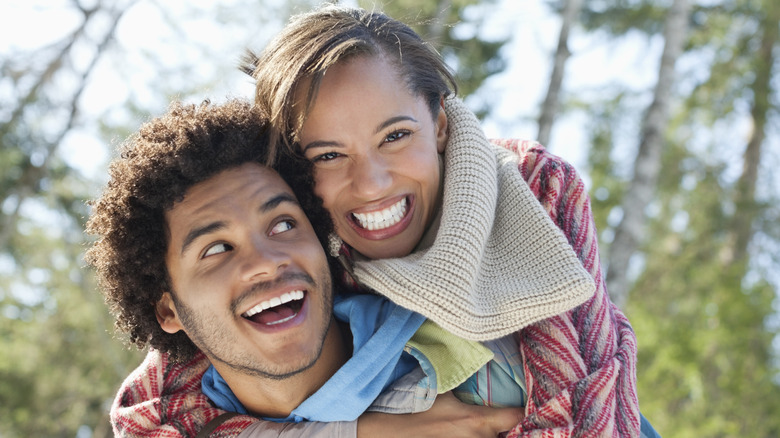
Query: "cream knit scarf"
349 97 595 341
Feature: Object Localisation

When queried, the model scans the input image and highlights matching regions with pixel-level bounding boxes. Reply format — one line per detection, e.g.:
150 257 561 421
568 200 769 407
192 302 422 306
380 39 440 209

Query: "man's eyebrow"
301 115 418 153
260 193 299 212
180 193 299 256
181 222 226 256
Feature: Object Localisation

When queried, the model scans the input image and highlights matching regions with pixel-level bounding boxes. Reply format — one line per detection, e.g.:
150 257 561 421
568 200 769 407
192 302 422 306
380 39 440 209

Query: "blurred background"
1 0 778 436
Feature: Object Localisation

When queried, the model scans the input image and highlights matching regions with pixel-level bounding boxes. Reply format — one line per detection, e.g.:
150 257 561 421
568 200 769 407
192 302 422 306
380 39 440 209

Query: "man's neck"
217 319 350 418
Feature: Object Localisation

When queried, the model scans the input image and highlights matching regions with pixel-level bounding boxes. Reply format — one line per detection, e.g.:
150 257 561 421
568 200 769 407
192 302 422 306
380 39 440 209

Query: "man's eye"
270 219 295 236
203 242 232 258
385 130 410 143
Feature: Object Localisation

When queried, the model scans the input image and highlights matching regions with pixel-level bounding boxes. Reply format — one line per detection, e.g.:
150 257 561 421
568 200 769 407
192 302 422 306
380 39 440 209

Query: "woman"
113 5 652 437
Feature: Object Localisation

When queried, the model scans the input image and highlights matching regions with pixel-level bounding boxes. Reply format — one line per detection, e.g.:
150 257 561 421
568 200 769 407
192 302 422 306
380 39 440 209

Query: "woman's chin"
348 238 416 260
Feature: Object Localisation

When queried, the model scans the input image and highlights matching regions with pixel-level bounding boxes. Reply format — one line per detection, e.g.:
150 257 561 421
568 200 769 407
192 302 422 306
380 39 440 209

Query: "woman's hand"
357 391 524 438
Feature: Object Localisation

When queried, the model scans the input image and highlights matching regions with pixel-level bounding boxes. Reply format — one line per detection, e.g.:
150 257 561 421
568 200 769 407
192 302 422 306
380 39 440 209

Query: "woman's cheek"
313 171 342 216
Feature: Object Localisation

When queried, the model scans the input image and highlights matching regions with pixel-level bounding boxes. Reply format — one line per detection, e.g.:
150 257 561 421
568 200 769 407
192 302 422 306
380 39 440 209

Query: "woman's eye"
270 219 295 236
203 243 232 258
385 130 410 143
312 152 341 162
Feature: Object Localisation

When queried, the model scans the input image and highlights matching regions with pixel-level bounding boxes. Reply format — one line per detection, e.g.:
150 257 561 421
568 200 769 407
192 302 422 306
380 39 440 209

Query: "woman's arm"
358 392 522 438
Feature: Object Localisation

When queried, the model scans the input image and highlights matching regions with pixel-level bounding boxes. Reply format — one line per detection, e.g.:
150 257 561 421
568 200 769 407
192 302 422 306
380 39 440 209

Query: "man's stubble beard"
171 266 334 381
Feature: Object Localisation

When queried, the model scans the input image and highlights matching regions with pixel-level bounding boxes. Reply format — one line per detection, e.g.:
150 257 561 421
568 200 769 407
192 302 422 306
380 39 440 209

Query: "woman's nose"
350 153 392 199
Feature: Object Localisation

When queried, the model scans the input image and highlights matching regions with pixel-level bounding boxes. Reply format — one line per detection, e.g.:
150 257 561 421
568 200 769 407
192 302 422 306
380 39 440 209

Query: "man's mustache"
231 271 316 314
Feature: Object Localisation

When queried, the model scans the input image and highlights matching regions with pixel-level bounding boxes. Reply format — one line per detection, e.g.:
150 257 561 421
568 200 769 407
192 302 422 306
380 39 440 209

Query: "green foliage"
581 1 780 435
584 1 780 437
579 0 668 35
578 91 632 234
0 263 144 437
588 106 780 435
683 1 773 126
626 147 780 436
0 166 142 436
0 118 145 436
0 1 312 435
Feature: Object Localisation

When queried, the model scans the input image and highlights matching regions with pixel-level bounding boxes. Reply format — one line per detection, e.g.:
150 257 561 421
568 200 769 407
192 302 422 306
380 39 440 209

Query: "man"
86 99 522 437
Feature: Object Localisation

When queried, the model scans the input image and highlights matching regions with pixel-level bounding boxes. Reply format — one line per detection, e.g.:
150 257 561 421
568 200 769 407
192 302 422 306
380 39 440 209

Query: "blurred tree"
0 0 317 435
624 137 780 436
603 0 692 309
0 2 145 436
582 0 780 435
537 0 584 147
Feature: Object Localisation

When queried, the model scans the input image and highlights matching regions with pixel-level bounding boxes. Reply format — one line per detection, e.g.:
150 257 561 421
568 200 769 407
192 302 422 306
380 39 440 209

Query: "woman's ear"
435 97 448 154
155 292 184 334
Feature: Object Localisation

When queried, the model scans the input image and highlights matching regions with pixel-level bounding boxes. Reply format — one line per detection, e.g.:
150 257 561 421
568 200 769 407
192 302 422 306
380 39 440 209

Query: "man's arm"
492 139 641 437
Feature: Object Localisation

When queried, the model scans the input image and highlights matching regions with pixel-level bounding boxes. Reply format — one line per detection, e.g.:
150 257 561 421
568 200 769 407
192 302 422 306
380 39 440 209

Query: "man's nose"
240 236 291 282
350 153 392 199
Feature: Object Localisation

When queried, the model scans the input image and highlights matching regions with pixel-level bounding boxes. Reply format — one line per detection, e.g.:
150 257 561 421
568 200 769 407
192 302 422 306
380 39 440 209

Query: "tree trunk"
537 0 583 147
0 5 128 250
728 0 778 265
606 0 691 308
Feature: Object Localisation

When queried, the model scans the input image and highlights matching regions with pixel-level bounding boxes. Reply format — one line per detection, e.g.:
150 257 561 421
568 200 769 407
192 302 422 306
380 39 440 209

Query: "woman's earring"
328 233 343 257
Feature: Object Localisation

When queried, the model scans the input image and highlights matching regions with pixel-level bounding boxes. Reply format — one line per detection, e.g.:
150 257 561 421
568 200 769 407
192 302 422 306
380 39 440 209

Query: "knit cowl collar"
347 97 595 341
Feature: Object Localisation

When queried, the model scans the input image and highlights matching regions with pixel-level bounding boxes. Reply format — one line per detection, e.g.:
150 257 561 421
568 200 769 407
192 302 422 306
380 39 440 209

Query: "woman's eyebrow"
374 115 417 134
301 115 419 153
302 139 340 153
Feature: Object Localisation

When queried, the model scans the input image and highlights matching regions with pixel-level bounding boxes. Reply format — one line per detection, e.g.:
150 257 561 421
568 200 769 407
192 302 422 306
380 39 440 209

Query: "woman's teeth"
352 198 407 231
242 290 304 318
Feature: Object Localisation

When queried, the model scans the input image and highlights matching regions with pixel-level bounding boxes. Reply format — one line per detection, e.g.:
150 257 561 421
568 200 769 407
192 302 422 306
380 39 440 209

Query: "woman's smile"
346 195 417 242
351 196 408 231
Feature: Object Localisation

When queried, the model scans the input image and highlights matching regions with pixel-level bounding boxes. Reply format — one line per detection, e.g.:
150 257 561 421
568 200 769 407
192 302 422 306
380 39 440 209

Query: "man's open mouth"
241 290 305 326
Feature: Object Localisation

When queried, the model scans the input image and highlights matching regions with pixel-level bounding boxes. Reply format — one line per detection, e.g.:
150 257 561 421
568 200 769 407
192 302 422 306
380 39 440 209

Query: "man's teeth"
352 198 407 231
242 290 304 318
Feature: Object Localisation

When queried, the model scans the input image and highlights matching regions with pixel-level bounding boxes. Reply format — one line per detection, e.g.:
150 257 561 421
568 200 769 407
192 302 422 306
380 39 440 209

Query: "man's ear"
155 292 184 334
435 97 448 154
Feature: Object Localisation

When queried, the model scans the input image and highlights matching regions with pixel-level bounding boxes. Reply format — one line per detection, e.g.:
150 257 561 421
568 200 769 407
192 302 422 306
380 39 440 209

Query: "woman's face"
298 55 448 260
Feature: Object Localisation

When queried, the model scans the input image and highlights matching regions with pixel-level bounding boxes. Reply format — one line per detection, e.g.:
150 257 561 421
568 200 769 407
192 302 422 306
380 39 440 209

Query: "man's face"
157 163 334 380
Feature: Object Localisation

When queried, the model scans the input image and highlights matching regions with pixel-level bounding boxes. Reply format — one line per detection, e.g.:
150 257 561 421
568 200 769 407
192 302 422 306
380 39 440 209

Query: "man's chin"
251 354 323 381
212 342 325 381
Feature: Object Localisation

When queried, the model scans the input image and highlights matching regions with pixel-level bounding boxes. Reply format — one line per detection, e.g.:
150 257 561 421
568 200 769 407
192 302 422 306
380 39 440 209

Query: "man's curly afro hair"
85 99 334 362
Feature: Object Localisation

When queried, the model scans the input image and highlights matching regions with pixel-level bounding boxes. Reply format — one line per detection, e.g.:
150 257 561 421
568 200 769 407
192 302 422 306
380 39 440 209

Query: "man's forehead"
185 163 291 202
167 163 297 230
